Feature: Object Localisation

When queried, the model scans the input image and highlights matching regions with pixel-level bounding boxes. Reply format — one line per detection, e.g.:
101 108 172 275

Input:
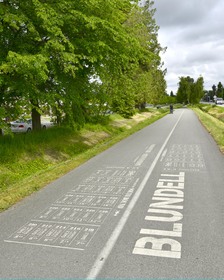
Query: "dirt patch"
217 113 224 122
131 112 153 122
82 131 110 146
111 112 153 129
111 119 132 129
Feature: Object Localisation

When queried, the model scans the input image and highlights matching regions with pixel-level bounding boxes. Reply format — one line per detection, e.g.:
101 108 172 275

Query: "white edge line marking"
86 110 185 279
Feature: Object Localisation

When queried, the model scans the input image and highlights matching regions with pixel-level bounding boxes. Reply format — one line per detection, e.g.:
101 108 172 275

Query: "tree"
111 0 166 111
217 82 224 98
0 0 166 128
212 84 217 97
176 76 193 104
0 0 142 125
192 76 204 103
170 91 174 97
176 76 204 104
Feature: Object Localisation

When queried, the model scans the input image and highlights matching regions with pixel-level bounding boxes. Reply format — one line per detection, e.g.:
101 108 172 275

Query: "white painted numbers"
5 167 140 250
133 172 185 259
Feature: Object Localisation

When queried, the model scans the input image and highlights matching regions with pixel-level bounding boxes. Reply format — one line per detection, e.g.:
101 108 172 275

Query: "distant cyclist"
170 104 173 114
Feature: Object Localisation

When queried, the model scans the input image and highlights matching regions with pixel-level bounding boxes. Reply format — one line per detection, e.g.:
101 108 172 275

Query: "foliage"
0 0 166 127
216 82 224 98
159 94 176 105
203 82 224 102
121 1 167 109
111 76 136 118
176 76 204 104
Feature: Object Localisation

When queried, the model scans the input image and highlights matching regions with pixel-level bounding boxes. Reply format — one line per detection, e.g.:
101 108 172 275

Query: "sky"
152 0 224 94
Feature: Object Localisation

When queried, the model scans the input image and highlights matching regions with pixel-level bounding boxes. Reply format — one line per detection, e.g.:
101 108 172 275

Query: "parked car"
10 118 54 133
41 117 55 129
10 119 32 133
215 98 224 105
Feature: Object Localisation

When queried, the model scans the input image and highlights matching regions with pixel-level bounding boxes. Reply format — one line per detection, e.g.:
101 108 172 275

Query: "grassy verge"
0 109 168 212
192 105 224 153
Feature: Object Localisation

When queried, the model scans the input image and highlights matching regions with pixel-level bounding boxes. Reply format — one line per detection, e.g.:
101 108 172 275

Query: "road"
0 108 224 279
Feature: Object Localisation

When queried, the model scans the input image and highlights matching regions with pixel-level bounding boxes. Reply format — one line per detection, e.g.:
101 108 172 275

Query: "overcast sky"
153 0 224 94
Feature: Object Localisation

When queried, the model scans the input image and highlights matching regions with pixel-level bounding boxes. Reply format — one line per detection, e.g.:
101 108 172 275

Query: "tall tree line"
211 82 224 99
0 0 166 131
203 82 224 102
176 76 204 104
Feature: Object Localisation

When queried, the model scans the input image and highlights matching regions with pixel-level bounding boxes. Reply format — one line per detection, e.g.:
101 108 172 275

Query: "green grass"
193 106 224 153
0 109 168 212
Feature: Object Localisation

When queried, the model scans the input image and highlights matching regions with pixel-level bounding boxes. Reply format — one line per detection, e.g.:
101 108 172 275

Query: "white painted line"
134 144 155 165
135 153 148 166
160 148 167 162
32 220 102 227
161 172 185 177
135 144 156 166
105 166 125 169
86 110 185 279
134 156 140 163
4 240 84 251
146 144 155 153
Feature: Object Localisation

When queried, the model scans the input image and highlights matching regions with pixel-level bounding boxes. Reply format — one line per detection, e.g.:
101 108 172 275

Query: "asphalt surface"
0 108 224 279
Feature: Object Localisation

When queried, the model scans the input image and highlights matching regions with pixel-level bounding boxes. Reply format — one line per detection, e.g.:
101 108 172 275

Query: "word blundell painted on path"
133 172 185 259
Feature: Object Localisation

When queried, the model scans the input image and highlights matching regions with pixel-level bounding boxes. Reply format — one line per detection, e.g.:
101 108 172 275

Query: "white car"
10 118 54 133
10 119 32 133
215 98 224 105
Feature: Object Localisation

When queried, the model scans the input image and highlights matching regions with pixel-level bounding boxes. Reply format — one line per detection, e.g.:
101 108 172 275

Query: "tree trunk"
32 107 41 131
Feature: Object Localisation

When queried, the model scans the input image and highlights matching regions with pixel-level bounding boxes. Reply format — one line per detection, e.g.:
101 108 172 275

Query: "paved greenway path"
1 108 224 279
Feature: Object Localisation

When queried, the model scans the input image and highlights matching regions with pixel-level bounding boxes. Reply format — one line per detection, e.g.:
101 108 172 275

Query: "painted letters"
133 172 185 259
